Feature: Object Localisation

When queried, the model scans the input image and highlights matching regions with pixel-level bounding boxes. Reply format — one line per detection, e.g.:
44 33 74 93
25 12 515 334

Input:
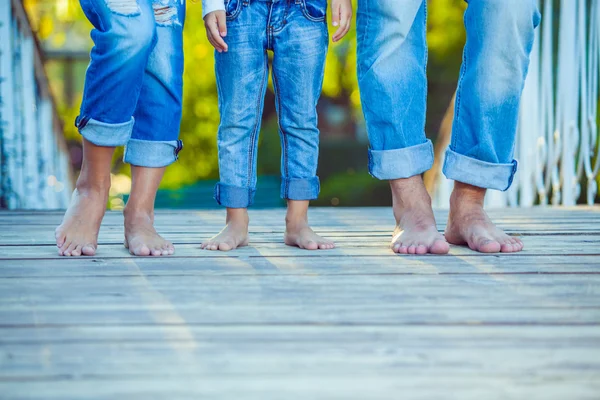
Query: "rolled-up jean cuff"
124 139 182 167
368 139 434 180
79 117 134 147
214 183 255 208
442 148 518 192
281 177 320 200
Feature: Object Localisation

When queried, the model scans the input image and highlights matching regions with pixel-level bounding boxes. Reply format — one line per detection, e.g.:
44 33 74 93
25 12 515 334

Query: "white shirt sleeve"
202 0 226 18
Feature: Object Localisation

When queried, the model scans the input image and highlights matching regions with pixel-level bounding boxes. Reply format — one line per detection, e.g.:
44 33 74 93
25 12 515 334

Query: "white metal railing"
0 0 72 209
434 0 600 207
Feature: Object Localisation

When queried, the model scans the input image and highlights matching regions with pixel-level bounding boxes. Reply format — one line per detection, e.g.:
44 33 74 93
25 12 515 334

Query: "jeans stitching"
272 69 290 198
247 53 269 190
298 0 326 22
452 7 469 152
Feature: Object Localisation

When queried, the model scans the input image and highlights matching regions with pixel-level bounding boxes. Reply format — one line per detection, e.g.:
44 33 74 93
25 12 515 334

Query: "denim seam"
298 0 326 22
247 53 269 191
357 0 370 80
89 0 106 31
452 10 469 151
272 1 290 33
272 69 290 198
225 0 243 21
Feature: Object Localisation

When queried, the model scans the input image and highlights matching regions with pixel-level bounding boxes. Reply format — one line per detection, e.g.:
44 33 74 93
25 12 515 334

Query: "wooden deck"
1 207 599 399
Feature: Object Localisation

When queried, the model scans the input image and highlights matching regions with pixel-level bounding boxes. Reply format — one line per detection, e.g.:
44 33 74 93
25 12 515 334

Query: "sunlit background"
20 0 472 209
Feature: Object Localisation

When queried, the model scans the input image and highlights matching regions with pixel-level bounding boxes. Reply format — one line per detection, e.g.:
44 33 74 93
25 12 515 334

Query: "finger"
333 12 351 41
211 14 229 52
331 2 341 27
206 29 223 53
215 11 228 37
207 22 227 52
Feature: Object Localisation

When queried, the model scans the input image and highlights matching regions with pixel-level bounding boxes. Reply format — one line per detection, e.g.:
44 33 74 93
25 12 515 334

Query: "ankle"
226 208 249 226
285 215 308 230
123 205 154 223
450 182 486 210
75 176 110 195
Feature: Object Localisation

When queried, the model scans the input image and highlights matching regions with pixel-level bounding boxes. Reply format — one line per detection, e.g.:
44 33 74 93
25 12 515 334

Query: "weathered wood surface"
0 207 599 399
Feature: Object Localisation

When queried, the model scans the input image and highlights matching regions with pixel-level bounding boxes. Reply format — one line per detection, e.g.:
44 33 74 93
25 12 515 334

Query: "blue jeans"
76 0 185 167
214 0 328 208
357 0 541 191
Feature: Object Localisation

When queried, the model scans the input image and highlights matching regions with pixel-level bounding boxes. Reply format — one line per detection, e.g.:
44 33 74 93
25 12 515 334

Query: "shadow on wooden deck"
0 207 599 399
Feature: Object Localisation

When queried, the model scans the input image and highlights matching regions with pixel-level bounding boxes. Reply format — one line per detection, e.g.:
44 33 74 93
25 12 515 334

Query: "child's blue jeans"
76 0 185 167
214 0 328 208
357 0 541 191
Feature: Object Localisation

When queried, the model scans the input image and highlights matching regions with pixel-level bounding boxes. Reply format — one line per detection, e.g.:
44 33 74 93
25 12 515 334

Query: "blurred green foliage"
26 0 468 204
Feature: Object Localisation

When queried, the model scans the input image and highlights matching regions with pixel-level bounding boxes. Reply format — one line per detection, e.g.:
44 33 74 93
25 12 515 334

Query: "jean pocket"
224 0 243 21
299 0 327 22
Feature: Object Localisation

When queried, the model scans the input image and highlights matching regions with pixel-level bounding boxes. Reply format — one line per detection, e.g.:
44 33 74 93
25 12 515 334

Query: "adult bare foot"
201 208 249 251
284 200 334 250
55 139 114 257
390 176 449 255
124 209 174 256
445 182 523 253
55 186 108 256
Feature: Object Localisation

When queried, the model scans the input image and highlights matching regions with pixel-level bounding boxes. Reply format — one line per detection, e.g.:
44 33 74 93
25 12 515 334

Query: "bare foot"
124 210 174 256
390 176 450 255
55 187 107 256
201 209 249 251
285 222 335 250
444 182 523 253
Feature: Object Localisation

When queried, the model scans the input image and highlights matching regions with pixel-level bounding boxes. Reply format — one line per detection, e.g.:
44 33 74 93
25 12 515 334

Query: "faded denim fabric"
76 0 185 167
357 0 541 191
214 0 328 208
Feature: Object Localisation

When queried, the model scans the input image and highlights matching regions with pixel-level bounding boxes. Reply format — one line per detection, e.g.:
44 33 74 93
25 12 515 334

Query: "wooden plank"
1 274 599 324
1 234 599 258
0 255 598 277
0 376 598 400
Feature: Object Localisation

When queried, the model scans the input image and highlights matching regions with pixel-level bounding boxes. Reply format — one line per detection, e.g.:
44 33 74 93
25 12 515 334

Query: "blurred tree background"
24 0 468 208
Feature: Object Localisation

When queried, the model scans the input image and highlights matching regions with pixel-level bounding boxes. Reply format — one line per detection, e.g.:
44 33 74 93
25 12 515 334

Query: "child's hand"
204 10 228 52
331 0 352 42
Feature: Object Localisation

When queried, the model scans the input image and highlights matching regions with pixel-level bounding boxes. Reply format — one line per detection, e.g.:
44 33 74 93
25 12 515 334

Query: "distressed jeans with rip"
76 0 185 167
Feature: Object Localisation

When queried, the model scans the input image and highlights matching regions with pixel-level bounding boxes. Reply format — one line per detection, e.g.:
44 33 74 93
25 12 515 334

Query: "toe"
64 241 78 257
415 244 428 254
218 242 233 251
430 239 450 254
407 245 417 254
398 246 408 254
476 239 501 253
58 240 72 256
304 241 318 250
392 243 401 253
82 244 96 256
151 248 162 256
55 229 65 247
134 245 151 257
71 244 83 257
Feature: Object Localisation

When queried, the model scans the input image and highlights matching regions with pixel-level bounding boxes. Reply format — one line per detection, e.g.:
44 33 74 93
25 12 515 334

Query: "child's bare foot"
124 209 174 256
201 208 249 251
445 182 523 253
284 200 335 250
55 186 108 257
284 222 335 250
